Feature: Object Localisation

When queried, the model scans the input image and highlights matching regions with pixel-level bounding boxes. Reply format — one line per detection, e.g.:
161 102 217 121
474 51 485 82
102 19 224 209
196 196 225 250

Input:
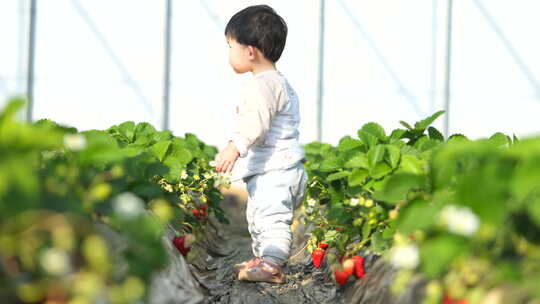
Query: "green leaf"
319 157 341 172
385 145 401 168
348 168 369 186
162 157 184 182
420 234 468 278
395 199 440 234
338 136 363 152
358 131 377 149
373 173 427 204
511 158 540 201
79 130 124 167
326 171 351 182
414 137 441 152
448 134 469 143
457 162 508 224
149 141 171 162
361 221 372 241
167 143 194 166
428 127 444 141
414 110 445 131
133 123 158 145
399 120 413 130
132 183 163 198
489 132 511 147
371 162 392 179
0 98 25 123
399 154 424 175
389 129 406 143
118 121 136 142
344 154 369 169
367 145 385 170
359 122 387 143
528 197 540 228
370 231 389 254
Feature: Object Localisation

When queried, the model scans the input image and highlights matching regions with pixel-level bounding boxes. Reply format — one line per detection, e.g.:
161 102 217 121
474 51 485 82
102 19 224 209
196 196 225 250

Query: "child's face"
227 37 253 74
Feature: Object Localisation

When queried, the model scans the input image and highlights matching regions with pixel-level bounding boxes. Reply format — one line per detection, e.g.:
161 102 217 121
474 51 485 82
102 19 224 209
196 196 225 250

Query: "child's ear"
247 45 256 60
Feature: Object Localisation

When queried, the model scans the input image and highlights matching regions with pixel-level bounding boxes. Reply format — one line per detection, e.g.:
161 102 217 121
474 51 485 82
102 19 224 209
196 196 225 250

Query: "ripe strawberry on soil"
172 234 195 256
312 248 325 268
334 268 350 286
352 255 365 278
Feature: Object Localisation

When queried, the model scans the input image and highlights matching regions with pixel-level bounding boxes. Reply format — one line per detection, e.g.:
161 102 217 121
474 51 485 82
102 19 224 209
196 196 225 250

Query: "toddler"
215 5 307 284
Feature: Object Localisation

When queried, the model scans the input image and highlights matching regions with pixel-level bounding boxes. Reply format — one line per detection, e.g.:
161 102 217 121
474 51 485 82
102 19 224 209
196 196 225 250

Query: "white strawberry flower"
440 205 479 237
307 198 317 207
40 248 71 275
113 192 145 218
63 134 86 151
209 160 217 167
390 244 420 269
349 198 360 206
180 170 188 180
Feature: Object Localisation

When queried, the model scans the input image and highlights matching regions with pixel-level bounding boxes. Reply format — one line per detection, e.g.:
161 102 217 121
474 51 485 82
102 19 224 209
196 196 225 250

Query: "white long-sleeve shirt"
230 70 305 181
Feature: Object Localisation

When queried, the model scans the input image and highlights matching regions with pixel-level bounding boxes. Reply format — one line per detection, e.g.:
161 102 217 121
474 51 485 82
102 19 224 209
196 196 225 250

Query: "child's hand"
216 141 240 173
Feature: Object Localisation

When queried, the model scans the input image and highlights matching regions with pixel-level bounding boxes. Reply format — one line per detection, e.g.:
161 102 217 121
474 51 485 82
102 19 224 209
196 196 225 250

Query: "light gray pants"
243 162 308 265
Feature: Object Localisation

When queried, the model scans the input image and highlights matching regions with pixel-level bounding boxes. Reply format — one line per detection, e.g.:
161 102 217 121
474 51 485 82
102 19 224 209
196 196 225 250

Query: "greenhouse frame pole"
26 0 37 122
430 0 438 114
443 0 453 138
316 0 325 142
162 0 173 130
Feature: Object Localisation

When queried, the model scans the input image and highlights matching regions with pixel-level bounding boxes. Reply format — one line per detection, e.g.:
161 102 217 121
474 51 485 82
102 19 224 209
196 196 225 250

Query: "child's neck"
251 61 277 76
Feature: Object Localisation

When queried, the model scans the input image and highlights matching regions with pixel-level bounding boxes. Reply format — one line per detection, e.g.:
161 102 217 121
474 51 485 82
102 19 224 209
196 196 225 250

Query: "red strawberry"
312 248 325 268
342 258 355 276
192 208 208 220
172 234 195 256
334 268 350 285
352 255 365 278
318 242 329 250
442 295 468 304
200 204 208 212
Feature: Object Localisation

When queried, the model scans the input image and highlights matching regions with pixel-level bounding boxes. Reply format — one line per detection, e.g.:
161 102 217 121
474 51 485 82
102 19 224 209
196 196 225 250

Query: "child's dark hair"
225 5 287 62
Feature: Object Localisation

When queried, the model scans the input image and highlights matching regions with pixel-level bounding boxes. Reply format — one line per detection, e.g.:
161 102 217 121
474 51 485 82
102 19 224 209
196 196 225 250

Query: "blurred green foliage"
0 99 227 303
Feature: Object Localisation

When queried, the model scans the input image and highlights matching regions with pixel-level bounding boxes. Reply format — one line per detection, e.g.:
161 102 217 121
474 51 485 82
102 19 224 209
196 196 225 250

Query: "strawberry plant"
0 98 230 303
303 111 446 260
303 110 540 302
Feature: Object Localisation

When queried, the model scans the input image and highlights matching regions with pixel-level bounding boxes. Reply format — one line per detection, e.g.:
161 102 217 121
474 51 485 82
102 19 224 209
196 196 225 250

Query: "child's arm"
215 140 240 173
216 78 282 173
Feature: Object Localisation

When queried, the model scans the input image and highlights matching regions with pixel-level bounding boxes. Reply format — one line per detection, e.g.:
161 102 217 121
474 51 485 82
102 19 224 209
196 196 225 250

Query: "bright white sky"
1 0 540 150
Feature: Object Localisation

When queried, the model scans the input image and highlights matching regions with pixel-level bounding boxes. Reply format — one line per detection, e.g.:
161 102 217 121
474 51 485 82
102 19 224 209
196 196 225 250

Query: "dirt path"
162 189 425 304
191 192 343 304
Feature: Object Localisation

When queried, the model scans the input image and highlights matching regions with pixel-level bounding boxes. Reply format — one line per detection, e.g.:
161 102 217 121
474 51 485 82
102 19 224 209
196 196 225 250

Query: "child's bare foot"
237 260 285 284
234 257 262 273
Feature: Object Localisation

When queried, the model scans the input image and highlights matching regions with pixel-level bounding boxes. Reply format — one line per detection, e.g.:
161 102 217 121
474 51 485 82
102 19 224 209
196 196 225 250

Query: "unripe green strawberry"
364 199 374 208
